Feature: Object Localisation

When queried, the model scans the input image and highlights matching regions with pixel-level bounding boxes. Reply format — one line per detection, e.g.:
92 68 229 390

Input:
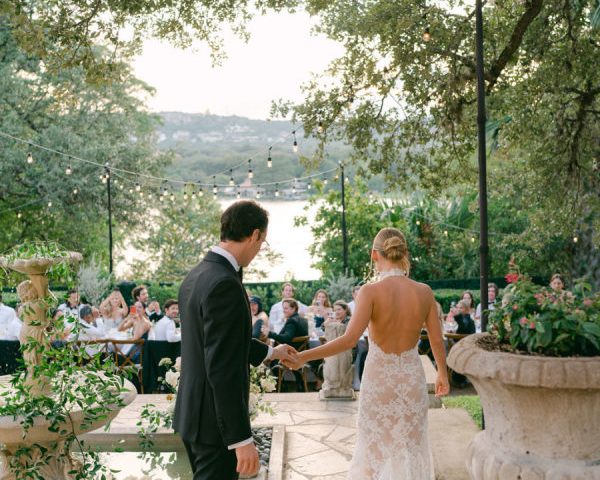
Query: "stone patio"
84 392 479 480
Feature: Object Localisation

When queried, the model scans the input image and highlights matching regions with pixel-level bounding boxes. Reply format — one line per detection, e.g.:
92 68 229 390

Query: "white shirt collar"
211 246 240 272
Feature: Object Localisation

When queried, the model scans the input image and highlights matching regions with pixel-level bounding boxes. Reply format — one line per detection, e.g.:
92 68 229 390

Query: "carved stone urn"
448 333 600 479
319 322 355 401
0 253 137 479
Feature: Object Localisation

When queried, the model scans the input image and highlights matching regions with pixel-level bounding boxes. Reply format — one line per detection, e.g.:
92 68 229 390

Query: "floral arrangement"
487 270 600 356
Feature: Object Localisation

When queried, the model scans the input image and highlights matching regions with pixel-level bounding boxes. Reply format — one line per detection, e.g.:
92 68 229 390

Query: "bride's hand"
435 372 450 397
282 351 305 370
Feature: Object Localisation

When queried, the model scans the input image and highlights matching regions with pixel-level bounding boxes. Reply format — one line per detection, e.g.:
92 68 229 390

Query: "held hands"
281 351 305 371
435 372 450 397
235 443 260 477
270 344 299 364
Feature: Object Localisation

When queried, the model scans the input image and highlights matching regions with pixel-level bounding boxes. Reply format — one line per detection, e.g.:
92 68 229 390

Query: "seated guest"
154 299 181 342
100 288 128 331
453 300 476 335
131 285 149 310
78 305 107 357
147 299 164 323
549 273 565 293
119 301 152 341
475 282 499 325
461 291 476 320
0 294 20 340
348 285 361 314
269 283 308 333
264 298 308 350
249 296 269 340
308 289 333 329
58 289 80 319
327 300 351 325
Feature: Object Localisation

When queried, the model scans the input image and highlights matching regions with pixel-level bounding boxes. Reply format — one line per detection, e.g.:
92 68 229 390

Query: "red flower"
529 321 536 329
519 317 528 326
505 273 519 284
512 305 519 311
584 298 593 307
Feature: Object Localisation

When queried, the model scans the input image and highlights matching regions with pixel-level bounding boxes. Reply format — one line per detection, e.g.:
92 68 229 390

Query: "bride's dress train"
348 341 433 480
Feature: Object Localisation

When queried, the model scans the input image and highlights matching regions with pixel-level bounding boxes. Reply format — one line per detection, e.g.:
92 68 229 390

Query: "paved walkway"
89 392 479 479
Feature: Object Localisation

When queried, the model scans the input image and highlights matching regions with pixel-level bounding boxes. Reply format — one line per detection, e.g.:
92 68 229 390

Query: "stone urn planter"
448 333 600 479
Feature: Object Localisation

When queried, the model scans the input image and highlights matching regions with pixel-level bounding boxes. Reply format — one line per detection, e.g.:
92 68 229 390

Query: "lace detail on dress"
349 341 433 480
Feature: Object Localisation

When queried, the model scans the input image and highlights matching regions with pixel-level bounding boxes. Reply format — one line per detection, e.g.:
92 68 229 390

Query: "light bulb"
444 230 448 236
129 187 134 194
191 192 197 200
65 165 72 175
47 201 52 207
323 178 328 185
423 27 431 42
275 189 280 197
17 212 22 219
317 121 324 134
27 153 33 164
160 195 165 202
213 184 218 194
267 146 273 168
236 190 241 199
135 183 141 192
73 188 78 195
199 188 204 197
229 169 235 186
256 192 261 199
292 141 298 153
471 237 476 243
119 184 123 190
416 220 421 225
184 192 188 201
170 193 175 202
573 236 578 243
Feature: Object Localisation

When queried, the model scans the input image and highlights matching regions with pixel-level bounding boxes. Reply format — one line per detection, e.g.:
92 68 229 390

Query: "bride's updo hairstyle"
372 227 410 274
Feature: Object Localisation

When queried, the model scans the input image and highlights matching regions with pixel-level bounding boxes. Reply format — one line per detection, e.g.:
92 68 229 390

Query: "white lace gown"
349 341 433 480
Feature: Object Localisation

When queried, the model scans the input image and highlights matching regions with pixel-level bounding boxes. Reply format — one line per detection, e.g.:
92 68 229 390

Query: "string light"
128 187 134 194
573 236 578 243
135 182 141 192
323 177 328 186
65 164 72 175
292 131 299 153
118 183 123 190
229 169 235 186
416 220 421 225
471 236 476 243
183 191 188 201
256 191 261 199
47 201 52 207
236 188 241 199
73 187 78 195
444 230 448 236
317 121 324 134
199 187 204 197
423 26 431 42
159 194 165 202
27 152 33 164
267 146 272 168
170 192 175 202
17 212 22 219
191 190 197 200
248 159 253 179
369 192 374 201
213 176 218 194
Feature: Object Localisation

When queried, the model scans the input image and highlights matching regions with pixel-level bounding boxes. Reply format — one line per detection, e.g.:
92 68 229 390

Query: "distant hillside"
155 112 382 192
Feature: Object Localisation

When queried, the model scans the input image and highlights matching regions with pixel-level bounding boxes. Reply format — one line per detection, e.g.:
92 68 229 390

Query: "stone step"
429 407 479 480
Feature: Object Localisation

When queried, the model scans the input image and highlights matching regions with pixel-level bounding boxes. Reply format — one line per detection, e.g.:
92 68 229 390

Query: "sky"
132 11 345 120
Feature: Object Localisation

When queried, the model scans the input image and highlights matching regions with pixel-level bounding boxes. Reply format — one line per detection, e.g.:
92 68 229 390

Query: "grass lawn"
442 395 483 429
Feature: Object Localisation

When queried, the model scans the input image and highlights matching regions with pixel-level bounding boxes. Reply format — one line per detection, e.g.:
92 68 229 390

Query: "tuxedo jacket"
173 251 269 446
453 313 476 335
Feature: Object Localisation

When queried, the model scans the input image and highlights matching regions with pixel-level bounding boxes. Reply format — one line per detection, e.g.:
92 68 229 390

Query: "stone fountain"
0 253 137 479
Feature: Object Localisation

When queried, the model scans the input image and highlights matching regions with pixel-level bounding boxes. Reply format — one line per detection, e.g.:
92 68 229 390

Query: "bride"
284 227 449 479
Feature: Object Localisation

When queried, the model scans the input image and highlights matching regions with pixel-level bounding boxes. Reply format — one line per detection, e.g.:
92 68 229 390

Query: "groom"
174 200 297 479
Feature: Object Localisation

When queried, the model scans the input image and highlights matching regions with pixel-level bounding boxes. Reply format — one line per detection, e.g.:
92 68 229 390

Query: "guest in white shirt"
0 294 21 340
475 283 499 332
269 282 308 333
57 289 81 320
77 305 106 356
153 299 181 343
348 285 361 314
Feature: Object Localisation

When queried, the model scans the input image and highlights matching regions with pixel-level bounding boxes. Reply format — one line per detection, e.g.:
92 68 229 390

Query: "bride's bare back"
367 275 434 354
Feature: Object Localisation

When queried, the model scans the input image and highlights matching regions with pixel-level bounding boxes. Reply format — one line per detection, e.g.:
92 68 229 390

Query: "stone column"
319 322 355 401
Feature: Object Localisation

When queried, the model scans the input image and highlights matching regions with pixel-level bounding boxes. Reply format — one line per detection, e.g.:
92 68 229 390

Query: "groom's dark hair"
221 200 269 241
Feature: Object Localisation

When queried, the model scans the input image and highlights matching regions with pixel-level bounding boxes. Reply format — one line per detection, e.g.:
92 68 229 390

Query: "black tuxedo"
453 313 476 335
173 251 269 479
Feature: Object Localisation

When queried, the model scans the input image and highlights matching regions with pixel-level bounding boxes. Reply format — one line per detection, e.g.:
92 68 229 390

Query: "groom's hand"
270 344 298 363
235 443 260 476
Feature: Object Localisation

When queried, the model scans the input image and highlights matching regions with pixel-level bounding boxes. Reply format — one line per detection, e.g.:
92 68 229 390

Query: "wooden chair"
274 336 310 392
111 339 146 393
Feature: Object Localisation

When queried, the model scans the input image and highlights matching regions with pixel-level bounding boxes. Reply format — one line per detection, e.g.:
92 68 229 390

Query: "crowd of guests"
0 285 182 365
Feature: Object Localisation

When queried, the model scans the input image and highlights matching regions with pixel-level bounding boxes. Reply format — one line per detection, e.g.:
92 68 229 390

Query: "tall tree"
0 24 171 261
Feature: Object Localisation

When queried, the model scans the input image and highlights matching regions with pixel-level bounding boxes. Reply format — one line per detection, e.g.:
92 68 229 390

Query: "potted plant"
447 271 600 479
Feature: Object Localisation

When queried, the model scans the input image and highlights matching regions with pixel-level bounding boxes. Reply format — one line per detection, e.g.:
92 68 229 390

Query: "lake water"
116 200 320 282
219 199 320 282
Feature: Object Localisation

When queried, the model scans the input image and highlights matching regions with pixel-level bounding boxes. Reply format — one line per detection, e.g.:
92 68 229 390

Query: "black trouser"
183 440 238 480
